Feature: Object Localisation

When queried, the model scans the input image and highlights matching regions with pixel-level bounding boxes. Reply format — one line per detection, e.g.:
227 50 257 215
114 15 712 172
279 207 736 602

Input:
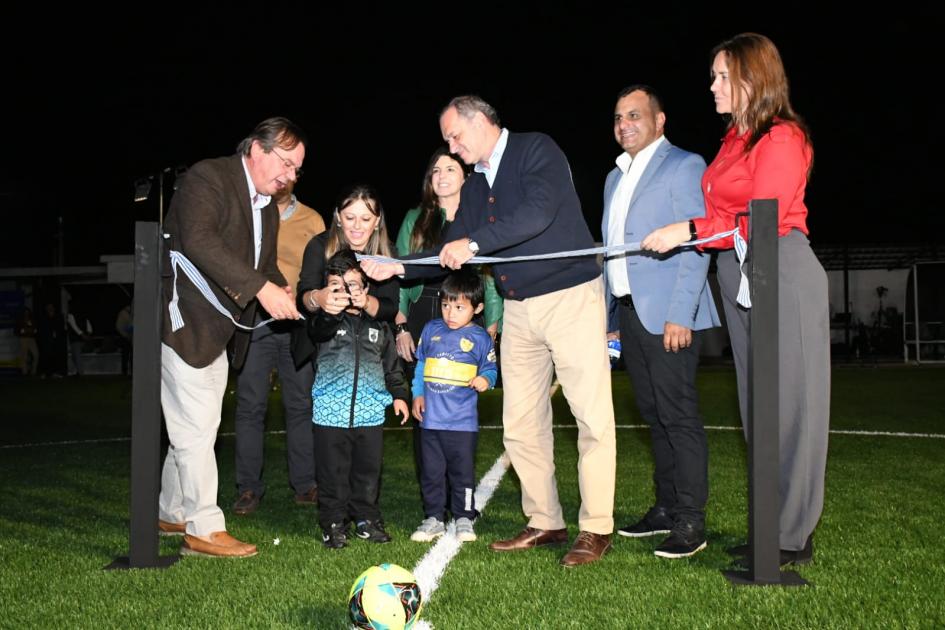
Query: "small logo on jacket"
369 328 379 343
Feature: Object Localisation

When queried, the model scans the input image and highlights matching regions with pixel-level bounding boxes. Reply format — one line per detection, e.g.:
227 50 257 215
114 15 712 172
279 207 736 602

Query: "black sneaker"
617 506 674 538
321 522 348 549
354 519 392 543
654 521 707 558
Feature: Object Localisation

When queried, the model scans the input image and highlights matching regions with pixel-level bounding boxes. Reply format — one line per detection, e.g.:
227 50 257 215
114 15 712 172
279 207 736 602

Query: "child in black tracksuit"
307 250 409 548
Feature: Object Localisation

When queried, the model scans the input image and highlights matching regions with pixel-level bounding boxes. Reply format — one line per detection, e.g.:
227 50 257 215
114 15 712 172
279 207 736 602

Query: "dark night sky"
3 4 943 268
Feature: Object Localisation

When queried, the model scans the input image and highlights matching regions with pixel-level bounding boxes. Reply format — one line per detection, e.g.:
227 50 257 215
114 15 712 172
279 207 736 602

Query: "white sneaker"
410 517 445 542
454 517 477 542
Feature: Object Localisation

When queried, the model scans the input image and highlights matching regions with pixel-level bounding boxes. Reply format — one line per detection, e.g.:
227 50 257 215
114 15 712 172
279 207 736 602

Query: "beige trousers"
501 278 616 534
158 344 229 537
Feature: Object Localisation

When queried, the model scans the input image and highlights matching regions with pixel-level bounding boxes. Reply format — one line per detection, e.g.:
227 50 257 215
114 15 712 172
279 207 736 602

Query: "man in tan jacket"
233 179 325 516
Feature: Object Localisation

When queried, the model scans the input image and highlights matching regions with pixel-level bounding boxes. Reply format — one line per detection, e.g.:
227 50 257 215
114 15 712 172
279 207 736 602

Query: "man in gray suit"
602 86 719 558
158 117 305 558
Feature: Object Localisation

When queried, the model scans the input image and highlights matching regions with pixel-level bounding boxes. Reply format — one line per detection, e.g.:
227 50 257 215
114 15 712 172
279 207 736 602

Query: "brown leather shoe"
560 531 612 567
233 490 260 515
181 531 257 558
294 486 318 505
489 527 569 552
158 519 186 537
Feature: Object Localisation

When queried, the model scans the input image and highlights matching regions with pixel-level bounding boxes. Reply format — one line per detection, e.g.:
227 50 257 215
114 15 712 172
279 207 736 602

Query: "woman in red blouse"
643 33 829 566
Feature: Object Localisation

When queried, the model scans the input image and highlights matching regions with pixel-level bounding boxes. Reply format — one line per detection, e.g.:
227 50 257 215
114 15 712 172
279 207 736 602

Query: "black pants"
419 429 478 521
617 297 708 526
314 425 383 529
234 323 316 497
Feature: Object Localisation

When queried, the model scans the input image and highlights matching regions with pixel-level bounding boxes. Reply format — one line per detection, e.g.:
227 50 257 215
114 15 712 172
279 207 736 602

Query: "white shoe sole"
410 531 445 542
457 532 477 542
653 541 708 559
617 529 671 539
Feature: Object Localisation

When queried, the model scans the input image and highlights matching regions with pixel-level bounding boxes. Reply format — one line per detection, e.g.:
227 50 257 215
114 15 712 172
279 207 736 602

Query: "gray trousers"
234 323 316 497
717 230 830 551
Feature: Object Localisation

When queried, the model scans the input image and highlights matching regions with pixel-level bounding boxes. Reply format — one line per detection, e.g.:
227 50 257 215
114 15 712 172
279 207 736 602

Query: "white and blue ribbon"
357 228 739 266
732 229 751 308
168 226 751 334
167 250 299 332
358 227 753 307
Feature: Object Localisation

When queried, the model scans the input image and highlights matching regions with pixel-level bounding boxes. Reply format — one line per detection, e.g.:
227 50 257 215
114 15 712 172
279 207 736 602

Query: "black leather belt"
614 294 634 309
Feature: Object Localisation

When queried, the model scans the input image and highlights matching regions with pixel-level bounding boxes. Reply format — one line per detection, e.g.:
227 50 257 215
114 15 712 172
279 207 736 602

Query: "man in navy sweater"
363 95 616 567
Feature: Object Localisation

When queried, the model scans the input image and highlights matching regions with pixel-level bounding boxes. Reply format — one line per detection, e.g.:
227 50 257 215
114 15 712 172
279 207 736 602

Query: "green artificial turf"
1 366 943 628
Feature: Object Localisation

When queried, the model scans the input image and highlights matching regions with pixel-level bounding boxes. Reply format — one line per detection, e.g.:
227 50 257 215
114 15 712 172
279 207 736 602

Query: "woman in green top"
394 146 503 364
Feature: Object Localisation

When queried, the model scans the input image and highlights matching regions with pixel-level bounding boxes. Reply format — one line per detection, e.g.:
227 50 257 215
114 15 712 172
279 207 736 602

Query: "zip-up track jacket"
308 309 408 428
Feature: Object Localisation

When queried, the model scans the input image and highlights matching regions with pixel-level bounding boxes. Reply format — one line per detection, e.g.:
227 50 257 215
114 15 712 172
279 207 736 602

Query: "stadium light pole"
134 165 187 228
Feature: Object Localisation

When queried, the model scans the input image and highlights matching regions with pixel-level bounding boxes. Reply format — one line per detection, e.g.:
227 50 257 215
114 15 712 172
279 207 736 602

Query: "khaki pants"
158 344 229 537
501 278 616 534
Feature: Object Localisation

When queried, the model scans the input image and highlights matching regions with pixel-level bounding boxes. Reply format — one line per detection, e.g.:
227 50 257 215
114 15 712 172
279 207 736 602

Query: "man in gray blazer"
602 86 719 558
158 117 305 558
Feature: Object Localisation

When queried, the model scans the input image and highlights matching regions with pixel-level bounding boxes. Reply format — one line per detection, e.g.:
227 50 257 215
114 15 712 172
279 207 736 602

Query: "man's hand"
641 221 691 254
411 396 425 422
256 281 301 320
439 238 476 270
486 322 499 341
606 331 620 341
663 322 692 353
361 259 404 281
469 375 490 392
393 399 410 424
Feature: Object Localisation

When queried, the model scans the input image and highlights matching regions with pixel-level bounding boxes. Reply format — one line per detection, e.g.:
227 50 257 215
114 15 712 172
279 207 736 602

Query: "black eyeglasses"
270 146 304 180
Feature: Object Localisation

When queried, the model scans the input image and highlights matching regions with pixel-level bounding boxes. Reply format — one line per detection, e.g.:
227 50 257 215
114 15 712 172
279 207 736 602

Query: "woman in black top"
293 185 399 366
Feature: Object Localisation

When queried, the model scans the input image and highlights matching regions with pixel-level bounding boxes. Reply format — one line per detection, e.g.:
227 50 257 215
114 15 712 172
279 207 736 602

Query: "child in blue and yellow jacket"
408 270 497 544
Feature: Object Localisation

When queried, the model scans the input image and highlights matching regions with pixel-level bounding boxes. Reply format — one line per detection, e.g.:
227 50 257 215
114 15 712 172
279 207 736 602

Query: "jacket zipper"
349 315 362 428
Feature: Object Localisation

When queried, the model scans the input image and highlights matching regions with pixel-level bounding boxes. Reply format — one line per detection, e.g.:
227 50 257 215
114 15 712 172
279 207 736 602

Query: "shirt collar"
241 156 271 210
614 135 667 174
280 194 298 221
474 128 510 175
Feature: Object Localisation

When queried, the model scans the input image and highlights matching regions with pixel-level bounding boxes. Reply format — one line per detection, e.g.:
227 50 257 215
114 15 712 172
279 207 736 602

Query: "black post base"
722 568 809 587
104 554 179 571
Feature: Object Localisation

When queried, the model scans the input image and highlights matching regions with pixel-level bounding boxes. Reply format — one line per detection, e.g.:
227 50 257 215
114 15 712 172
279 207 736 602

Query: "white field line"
5 424 944 450
412 381 557 630
410 452 510 630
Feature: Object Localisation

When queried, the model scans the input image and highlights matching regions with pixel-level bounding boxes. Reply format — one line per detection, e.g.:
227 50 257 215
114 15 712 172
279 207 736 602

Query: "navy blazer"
602 140 720 334
408 132 601 300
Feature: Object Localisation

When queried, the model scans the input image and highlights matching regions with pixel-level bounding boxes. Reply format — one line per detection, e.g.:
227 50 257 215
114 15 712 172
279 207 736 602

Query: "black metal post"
723 199 807 586
106 222 178 570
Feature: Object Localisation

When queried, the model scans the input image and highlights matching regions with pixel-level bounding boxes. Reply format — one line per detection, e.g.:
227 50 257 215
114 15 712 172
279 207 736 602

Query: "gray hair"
236 117 307 156
443 95 501 126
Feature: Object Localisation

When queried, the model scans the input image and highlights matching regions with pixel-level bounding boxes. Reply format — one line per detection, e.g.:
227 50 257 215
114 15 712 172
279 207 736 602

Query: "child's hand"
412 396 425 422
469 376 489 392
394 399 410 424
348 285 368 310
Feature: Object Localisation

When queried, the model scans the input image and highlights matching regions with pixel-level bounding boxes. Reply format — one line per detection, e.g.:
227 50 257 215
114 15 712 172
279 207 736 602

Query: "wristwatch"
688 220 698 242
468 240 480 254
395 323 410 336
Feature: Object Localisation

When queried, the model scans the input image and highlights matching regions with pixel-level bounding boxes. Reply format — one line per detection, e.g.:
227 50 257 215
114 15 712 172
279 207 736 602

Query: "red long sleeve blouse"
694 121 812 250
